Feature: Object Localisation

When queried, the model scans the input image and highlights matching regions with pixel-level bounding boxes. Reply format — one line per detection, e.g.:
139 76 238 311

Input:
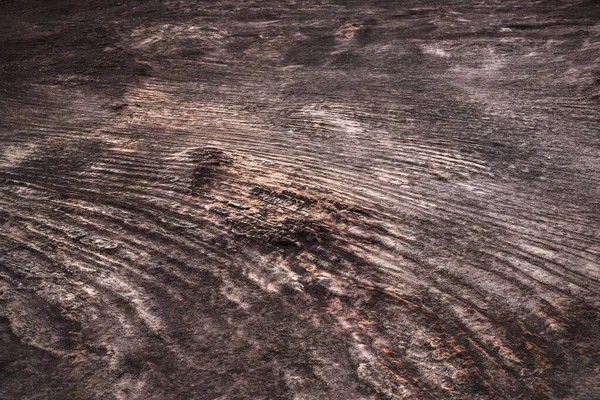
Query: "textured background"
1 1 599 399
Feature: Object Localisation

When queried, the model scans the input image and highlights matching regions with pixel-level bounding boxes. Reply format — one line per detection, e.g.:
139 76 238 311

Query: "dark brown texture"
1 0 599 399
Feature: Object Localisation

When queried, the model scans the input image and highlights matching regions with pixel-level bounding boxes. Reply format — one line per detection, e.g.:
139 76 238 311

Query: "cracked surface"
1 0 599 399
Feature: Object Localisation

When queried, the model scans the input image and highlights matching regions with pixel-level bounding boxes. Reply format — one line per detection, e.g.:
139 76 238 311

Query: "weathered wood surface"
1 1 599 398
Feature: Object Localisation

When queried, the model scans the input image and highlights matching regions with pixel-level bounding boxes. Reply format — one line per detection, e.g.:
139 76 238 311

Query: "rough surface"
1 1 599 399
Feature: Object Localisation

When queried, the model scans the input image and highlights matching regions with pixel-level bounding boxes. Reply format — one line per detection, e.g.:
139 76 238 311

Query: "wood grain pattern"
1 1 599 398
